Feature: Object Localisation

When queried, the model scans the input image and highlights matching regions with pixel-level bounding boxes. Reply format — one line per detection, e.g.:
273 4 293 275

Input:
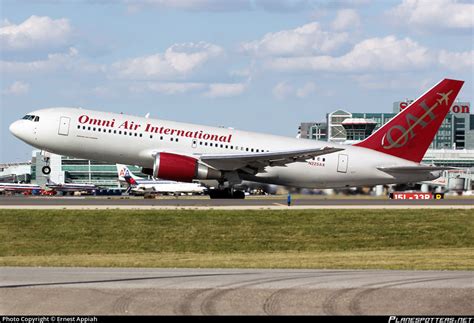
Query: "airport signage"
389 192 444 200
398 101 470 114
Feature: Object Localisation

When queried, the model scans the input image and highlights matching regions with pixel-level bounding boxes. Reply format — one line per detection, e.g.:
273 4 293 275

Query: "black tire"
232 190 245 199
42 166 51 175
209 188 232 199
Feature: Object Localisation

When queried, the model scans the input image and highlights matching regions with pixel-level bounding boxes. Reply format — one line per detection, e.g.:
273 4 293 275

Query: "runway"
1 267 472 315
0 196 473 209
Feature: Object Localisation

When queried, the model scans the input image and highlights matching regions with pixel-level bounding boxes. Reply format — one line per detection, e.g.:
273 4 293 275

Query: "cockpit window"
22 115 39 122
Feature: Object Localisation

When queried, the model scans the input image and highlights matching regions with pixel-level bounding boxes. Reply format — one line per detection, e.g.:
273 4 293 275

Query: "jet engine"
147 152 221 182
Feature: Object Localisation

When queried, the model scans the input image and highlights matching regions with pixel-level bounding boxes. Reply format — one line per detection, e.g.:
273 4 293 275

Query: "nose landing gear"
41 165 51 175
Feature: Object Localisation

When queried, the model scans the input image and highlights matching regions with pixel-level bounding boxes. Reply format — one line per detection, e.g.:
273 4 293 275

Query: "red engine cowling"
153 152 221 182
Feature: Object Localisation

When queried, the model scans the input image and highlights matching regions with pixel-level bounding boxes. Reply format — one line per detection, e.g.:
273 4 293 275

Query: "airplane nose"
9 120 22 138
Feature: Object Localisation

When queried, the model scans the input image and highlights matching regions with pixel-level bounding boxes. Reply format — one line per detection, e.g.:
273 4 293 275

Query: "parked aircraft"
116 164 206 195
9 79 464 198
0 183 41 193
46 180 97 193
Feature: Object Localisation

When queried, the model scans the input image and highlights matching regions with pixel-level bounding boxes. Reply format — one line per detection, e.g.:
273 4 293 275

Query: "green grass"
0 209 472 269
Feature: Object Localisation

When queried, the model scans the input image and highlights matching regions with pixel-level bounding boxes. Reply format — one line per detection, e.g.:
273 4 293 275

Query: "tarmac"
1 267 472 315
0 196 473 209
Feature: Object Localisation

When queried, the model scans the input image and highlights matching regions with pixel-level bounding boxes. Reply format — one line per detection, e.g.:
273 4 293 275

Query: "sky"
1 0 473 163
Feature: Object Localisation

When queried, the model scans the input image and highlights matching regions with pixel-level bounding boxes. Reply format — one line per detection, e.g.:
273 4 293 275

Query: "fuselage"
9 107 438 188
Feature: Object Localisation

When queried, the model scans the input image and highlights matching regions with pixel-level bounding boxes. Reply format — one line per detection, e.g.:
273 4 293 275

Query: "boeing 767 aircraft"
9 79 464 198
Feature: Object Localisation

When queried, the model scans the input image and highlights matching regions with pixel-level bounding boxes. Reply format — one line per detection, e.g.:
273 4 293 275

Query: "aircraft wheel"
232 190 245 199
209 189 231 199
209 189 245 199
42 166 51 175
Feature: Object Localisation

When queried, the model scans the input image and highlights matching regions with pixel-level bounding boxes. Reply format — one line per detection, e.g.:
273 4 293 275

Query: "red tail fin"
354 79 464 162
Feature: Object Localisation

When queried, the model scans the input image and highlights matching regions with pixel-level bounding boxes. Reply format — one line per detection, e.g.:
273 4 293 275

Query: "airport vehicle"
9 79 464 198
0 183 41 193
45 180 97 194
116 164 206 195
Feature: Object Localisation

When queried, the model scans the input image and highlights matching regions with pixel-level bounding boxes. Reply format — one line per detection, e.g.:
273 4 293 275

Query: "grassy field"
0 209 472 270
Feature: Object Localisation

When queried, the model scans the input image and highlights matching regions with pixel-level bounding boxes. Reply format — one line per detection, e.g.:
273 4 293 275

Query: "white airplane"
45 180 97 193
9 79 464 199
0 183 41 193
116 164 206 195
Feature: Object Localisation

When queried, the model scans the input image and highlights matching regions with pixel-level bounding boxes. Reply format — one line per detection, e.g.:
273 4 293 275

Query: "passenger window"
114 130 117 134
176 138 179 142
170 138 174 141
160 136 163 140
77 125 80 129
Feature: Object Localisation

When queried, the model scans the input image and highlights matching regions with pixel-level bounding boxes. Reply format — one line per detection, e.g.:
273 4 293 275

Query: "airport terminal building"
27 151 146 189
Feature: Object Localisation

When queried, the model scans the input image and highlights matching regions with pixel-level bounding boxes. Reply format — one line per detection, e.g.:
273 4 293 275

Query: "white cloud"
204 83 246 98
128 81 246 97
125 0 251 11
438 50 474 70
0 47 104 75
331 9 361 30
296 82 317 98
112 42 223 79
352 74 434 90
272 81 317 99
266 36 433 72
0 15 72 53
130 82 206 94
389 0 474 30
272 82 293 100
2 81 30 95
241 22 349 57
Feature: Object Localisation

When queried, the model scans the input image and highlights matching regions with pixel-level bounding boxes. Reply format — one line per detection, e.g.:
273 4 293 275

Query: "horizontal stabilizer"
377 165 455 173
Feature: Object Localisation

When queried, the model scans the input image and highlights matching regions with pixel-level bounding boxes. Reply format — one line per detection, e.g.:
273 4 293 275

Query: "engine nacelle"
151 152 221 182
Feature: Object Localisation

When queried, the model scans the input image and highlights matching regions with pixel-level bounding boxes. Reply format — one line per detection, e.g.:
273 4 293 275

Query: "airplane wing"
377 165 455 174
198 146 344 172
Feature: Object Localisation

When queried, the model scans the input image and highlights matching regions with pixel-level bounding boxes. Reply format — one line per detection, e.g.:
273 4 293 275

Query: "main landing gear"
209 188 245 199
